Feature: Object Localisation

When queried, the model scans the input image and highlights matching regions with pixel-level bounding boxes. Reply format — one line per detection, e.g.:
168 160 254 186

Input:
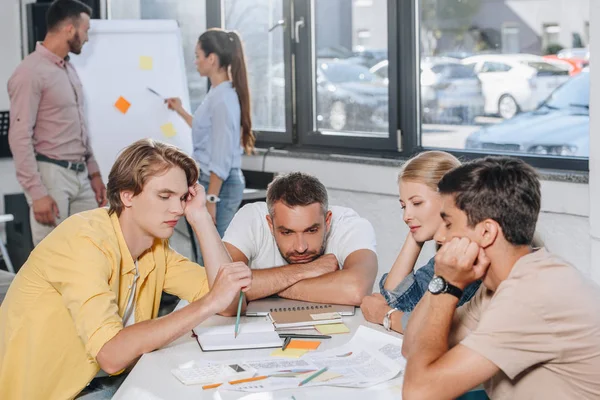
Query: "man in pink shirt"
8 0 106 245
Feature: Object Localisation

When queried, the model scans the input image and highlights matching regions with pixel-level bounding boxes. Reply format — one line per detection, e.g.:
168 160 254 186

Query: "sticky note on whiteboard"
160 122 177 138
114 96 131 114
139 56 153 70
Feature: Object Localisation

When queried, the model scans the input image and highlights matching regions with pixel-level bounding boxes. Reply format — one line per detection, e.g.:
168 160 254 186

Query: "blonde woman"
361 151 481 333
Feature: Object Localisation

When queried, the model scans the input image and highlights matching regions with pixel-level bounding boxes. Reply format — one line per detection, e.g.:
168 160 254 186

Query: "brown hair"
198 29 255 154
266 172 328 216
107 139 199 216
438 156 541 246
398 151 461 190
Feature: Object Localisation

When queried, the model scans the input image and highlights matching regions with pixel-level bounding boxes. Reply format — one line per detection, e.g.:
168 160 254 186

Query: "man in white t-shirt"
223 172 377 305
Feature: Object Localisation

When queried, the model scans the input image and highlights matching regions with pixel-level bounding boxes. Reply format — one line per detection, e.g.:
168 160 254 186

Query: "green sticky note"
315 323 350 334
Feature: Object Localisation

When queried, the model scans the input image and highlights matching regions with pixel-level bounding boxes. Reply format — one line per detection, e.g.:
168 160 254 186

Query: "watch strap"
444 282 463 300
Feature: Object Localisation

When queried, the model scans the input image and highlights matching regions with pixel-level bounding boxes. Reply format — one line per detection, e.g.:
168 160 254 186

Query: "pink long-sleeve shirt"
7 42 100 201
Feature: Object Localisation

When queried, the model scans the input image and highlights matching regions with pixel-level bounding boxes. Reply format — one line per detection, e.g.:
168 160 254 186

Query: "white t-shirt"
223 202 376 269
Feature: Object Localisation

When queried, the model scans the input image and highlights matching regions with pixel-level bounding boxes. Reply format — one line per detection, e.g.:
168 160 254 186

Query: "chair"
0 214 15 273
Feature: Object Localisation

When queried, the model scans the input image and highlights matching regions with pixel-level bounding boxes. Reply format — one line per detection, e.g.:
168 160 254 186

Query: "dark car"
465 70 589 157
370 58 484 124
316 60 388 133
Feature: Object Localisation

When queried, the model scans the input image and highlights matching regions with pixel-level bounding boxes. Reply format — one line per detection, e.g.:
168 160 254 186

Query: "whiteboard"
70 19 194 179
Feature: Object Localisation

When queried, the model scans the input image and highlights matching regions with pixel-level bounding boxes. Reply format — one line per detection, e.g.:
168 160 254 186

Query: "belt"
35 154 86 173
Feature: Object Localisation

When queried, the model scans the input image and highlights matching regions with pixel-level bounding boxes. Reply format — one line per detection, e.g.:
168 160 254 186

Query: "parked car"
557 47 589 60
465 70 589 157
543 55 586 76
462 54 570 119
370 57 484 124
268 60 388 132
316 60 388 132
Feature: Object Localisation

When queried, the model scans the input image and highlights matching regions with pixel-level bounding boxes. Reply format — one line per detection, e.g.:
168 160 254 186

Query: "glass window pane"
313 0 389 137
109 0 207 110
223 0 286 132
419 0 589 159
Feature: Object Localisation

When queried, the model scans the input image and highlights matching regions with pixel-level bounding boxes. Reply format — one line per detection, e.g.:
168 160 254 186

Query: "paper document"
214 326 406 392
193 321 282 351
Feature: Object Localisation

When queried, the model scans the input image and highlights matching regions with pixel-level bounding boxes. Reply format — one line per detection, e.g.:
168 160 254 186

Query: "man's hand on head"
184 183 208 223
434 237 490 290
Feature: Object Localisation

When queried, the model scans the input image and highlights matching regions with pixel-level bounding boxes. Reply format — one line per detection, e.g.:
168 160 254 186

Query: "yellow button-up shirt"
0 208 210 399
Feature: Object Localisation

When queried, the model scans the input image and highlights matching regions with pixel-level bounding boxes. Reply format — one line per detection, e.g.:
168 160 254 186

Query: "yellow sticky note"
270 348 308 358
114 96 131 114
139 56 153 70
315 323 350 335
160 122 177 138
287 340 321 351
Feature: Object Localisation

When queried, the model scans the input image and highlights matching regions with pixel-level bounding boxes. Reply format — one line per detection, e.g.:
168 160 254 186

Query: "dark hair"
198 29 255 155
107 139 199 216
46 0 92 32
266 172 328 216
438 156 541 246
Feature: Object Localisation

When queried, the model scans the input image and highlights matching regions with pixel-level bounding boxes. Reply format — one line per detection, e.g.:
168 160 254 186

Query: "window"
310 0 389 138
543 23 561 50
501 25 520 53
419 0 588 162
109 0 207 110
130 0 587 170
223 0 287 134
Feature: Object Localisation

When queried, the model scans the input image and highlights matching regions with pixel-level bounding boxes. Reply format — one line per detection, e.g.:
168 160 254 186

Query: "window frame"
204 0 588 171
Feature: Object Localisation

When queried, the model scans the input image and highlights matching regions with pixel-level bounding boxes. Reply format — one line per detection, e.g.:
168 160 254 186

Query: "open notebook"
193 321 283 352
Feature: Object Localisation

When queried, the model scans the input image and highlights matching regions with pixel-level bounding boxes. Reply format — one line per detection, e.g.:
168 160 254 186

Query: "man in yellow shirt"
0 139 252 399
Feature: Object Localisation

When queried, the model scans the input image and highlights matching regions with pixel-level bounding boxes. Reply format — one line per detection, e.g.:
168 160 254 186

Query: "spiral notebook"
245 296 355 317
268 309 343 329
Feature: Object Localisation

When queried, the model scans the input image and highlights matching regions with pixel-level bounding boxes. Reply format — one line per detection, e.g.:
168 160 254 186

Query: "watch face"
428 276 446 294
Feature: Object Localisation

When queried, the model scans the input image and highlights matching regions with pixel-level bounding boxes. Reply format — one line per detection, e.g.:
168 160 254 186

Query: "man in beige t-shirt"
401 157 600 400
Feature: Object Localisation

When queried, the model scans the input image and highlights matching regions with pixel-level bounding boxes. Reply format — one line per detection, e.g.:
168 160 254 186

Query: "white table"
114 307 405 400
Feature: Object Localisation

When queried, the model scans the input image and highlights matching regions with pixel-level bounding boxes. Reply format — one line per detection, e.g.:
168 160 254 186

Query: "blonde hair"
107 139 199 216
398 151 461 190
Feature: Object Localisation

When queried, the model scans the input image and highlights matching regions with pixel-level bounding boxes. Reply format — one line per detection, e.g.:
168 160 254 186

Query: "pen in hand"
234 291 243 338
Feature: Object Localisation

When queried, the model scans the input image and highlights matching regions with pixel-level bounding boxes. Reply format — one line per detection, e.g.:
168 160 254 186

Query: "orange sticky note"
139 56 153 70
287 340 321 351
114 96 131 114
160 122 177 138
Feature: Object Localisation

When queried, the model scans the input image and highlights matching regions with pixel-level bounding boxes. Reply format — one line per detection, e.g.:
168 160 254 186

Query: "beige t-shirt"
451 248 600 400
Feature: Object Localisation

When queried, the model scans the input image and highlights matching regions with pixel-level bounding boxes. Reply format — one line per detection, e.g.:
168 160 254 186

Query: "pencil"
234 291 243 338
298 366 328 386
282 336 291 350
202 382 222 390
229 375 268 385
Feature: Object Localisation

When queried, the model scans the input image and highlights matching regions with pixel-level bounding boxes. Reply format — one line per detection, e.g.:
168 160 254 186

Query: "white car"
462 54 570 119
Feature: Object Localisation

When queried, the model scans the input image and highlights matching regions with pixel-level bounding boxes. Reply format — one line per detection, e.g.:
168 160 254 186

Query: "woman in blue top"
166 29 254 239
360 151 481 333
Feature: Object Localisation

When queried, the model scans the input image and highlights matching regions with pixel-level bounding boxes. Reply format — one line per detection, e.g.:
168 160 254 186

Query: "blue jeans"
195 169 245 264
380 256 482 331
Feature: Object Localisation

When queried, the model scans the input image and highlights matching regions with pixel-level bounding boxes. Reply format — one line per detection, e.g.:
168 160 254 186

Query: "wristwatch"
383 308 398 331
206 194 221 203
428 275 463 300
